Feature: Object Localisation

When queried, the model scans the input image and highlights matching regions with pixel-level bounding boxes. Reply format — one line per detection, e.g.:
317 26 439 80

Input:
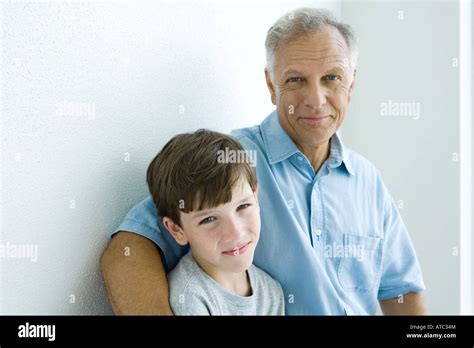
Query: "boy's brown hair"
146 129 257 227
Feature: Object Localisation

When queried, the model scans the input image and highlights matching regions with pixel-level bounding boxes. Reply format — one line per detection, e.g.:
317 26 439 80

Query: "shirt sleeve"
377 181 426 300
112 195 189 272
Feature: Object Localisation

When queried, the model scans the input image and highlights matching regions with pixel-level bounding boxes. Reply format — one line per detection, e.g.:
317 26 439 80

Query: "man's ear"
264 68 277 105
162 217 188 246
348 68 357 102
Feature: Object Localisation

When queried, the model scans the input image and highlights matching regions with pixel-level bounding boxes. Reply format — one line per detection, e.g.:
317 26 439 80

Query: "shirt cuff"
378 281 426 301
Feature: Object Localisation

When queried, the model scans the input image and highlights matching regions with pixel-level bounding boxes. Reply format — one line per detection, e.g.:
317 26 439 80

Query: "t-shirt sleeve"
253 266 286 315
112 195 189 272
377 181 426 300
174 291 212 316
273 280 286 315
168 258 212 316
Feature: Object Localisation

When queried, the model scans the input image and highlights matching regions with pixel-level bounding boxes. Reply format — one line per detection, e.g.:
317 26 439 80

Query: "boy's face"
164 179 260 274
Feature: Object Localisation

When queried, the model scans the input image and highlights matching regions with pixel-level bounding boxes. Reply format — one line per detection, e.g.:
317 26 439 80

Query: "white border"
459 0 472 315
0 0 4 315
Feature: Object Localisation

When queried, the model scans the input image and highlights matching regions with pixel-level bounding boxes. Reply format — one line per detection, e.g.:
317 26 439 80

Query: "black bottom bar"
0 315 473 346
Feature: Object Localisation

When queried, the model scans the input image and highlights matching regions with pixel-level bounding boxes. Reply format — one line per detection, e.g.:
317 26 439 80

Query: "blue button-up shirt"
114 110 425 315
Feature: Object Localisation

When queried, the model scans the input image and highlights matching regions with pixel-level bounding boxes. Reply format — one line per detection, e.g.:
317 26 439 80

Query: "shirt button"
297 156 303 161
315 229 322 237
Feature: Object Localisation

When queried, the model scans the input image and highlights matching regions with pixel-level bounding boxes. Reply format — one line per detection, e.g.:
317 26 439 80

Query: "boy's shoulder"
248 264 285 315
249 264 283 292
168 252 205 295
167 252 212 315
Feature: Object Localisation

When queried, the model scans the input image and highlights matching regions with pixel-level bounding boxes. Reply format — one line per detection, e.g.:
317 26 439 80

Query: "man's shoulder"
230 124 263 148
343 145 391 204
343 145 382 179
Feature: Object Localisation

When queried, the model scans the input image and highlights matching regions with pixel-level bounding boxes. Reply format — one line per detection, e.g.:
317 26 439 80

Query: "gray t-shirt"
168 251 285 315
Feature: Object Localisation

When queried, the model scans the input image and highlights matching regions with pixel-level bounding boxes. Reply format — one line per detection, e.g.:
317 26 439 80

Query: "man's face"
265 25 356 149
174 179 260 275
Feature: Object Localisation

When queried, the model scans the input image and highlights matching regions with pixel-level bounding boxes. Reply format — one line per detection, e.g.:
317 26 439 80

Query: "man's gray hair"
265 8 358 77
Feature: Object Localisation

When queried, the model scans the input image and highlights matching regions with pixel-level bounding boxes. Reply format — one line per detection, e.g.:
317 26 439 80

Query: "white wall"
341 1 463 314
0 1 340 314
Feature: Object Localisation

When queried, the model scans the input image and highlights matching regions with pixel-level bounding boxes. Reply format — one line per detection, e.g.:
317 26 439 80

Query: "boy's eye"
237 203 251 211
199 216 216 225
286 77 304 84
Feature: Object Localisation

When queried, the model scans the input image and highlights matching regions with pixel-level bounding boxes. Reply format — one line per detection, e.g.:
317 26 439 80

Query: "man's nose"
304 82 327 109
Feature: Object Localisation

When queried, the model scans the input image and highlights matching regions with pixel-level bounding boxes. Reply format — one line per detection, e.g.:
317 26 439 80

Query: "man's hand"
100 231 174 315
380 292 427 315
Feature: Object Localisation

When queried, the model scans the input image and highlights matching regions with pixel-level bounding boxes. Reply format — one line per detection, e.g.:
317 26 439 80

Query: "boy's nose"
224 218 245 241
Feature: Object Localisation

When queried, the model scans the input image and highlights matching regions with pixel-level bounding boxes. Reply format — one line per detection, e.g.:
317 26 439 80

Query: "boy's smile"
222 241 252 256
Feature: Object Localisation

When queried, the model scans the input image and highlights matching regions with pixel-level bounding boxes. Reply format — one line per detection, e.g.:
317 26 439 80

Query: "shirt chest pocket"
337 234 383 292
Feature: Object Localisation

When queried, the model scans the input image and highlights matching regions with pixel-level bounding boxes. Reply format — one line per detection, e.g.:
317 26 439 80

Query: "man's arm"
379 292 427 315
100 231 174 315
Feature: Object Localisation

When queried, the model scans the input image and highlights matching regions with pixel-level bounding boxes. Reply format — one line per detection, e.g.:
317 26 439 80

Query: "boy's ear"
162 217 188 246
253 185 259 205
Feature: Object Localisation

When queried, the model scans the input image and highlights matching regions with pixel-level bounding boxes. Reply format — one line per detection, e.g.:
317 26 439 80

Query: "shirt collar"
261 109 355 176
327 130 355 176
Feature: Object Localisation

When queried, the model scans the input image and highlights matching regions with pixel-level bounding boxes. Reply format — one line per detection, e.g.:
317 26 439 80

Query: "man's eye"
324 74 340 81
286 77 304 83
237 204 251 211
199 216 216 225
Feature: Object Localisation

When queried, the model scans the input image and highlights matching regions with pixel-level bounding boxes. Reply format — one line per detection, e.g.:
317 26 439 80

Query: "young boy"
146 129 285 315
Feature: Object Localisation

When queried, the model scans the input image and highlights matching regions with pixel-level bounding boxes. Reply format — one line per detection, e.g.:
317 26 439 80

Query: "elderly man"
101 8 427 315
